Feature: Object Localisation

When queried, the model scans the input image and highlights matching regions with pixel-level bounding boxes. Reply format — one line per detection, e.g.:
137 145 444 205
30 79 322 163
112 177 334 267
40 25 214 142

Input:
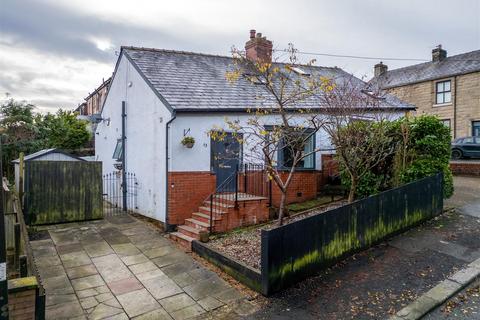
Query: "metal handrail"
205 163 272 234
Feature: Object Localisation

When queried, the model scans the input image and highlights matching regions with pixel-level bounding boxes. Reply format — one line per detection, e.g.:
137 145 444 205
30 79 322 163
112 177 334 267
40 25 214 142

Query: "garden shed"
12 149 103 225
12 149 85 191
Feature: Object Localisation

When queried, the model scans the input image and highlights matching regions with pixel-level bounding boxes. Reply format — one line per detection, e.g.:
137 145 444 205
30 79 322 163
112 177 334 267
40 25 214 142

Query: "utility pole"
121 102 127 212
0 135 9 319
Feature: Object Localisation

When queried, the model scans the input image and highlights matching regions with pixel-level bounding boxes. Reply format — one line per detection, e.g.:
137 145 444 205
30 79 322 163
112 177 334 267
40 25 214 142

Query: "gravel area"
208 201 345 270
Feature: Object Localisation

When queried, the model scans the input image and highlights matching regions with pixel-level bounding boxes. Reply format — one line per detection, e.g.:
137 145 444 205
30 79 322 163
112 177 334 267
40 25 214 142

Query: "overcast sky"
1 0 479 113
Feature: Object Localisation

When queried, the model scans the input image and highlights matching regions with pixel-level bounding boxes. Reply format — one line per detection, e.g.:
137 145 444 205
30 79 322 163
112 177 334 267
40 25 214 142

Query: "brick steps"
191 212 221 224
170 195 268 250
198 206 226 215
169 232 195 250
185 218 210 230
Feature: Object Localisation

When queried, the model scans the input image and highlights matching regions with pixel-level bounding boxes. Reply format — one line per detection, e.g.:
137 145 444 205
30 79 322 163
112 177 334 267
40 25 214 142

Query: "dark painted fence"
260 173 443 295
24 161 103 225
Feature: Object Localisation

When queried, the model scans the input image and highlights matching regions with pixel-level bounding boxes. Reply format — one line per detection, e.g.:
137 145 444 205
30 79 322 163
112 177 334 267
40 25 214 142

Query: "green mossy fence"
193 173 444 296
261 173 443 294
24 161 103 225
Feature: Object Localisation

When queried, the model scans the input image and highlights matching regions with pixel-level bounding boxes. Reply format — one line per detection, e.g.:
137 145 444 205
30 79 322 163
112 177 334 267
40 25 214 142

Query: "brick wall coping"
8 276 38 293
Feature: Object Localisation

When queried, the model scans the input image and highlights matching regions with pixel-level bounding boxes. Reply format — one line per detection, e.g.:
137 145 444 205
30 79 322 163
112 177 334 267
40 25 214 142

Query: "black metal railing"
102 172 138 216
206 164 272 233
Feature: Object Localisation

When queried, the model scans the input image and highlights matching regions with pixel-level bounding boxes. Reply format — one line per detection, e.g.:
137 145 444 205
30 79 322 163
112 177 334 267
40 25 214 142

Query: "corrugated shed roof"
121 47 413 111
371 50 480 89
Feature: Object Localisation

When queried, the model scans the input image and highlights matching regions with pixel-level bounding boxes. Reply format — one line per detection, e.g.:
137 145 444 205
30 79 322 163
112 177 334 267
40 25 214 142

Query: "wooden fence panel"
261 173 444 295
24 161 103 225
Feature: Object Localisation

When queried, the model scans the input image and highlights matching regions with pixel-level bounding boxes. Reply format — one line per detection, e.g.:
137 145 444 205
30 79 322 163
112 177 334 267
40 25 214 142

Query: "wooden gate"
24 161 103 225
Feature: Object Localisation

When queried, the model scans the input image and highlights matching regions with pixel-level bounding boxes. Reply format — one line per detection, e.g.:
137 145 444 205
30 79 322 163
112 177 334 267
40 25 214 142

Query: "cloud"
0 0 478 112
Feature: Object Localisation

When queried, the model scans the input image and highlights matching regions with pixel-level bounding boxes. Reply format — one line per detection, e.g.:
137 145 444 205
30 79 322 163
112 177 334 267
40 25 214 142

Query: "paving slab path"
31 214 255 319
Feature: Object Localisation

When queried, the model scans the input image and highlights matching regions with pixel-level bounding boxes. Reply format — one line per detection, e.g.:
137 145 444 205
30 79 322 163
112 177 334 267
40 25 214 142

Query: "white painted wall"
170 113 330 172
169 111 406 173
95 54 172 222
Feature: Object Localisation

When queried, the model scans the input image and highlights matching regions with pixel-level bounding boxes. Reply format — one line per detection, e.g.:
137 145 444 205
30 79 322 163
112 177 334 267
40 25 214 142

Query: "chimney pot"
245 30 273 63
432 45 447 62
374 61 388 77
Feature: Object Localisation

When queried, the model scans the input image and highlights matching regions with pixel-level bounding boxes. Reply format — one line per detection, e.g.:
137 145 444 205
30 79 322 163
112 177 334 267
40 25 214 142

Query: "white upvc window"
435 80 451 104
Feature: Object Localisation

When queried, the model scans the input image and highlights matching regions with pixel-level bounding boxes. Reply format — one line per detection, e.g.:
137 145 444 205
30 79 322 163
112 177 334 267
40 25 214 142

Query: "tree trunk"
277 191 287 226
348 177 357 203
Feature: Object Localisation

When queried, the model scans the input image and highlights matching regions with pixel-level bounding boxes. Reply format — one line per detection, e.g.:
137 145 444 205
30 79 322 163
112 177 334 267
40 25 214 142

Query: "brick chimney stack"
432 45 447 62
245 30 273 63
374 61 388 77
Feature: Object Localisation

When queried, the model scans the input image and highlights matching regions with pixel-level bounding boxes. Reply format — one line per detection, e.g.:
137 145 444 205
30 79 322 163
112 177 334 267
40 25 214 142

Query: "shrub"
399 115 453 198
338 115 453 199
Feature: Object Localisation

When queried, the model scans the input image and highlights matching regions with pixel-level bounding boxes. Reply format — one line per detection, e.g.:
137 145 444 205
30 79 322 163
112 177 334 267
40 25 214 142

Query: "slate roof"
372 50 480 89
121 46 414 111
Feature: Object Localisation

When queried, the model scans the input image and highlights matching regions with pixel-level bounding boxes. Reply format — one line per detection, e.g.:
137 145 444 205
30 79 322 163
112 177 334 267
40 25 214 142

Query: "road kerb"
391 257 480 320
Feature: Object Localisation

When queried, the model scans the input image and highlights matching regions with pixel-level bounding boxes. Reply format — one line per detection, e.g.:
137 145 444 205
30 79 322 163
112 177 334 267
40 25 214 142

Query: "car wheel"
451 149 462 160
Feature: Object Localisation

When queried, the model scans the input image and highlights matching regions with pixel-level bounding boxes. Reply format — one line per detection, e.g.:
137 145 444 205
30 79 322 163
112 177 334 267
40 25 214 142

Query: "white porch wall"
169 111 406 173
170 113 330 172
95 54 172 222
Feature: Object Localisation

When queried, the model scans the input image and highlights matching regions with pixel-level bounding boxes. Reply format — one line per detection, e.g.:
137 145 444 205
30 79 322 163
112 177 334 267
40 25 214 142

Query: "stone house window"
435 80 451 104
473 121 480 137
440 119 451 129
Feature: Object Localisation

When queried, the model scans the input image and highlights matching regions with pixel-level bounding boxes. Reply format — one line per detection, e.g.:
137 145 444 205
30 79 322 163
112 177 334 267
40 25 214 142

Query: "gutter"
165 110 177 232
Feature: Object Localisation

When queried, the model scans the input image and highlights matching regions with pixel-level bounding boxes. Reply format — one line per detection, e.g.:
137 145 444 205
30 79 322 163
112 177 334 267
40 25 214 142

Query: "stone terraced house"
95 31 414 247
371 46 480 138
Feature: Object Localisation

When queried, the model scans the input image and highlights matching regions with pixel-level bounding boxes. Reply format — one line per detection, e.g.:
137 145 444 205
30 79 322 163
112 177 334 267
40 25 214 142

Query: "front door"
211 132 241 189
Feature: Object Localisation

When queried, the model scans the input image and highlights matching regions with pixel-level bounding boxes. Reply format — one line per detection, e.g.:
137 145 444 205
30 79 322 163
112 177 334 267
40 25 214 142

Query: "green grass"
287 196 336 213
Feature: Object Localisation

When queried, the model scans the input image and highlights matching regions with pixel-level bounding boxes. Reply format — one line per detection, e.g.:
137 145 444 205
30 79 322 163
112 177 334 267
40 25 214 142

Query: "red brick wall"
318 154 339 187
214 200 270 232
168 171 216 225
8 286 37 320
450 161 480 176
270 171 319 206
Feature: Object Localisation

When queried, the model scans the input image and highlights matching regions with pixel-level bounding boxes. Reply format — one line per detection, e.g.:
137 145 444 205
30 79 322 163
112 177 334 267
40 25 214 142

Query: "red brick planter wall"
168 171 216 225
450 161 480 176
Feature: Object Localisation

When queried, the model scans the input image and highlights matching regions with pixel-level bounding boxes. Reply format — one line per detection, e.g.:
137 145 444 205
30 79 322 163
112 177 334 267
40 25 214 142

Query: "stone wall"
385 71 480 139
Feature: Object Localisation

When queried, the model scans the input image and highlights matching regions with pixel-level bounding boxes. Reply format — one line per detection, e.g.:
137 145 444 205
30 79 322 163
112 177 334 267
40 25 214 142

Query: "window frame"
112 139 123 161
440 119 451 129
276 129 316 171
472 120 480 137
435 80 452 105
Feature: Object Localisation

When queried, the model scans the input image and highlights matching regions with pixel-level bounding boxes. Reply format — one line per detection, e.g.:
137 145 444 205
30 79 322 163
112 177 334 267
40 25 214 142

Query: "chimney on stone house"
432 45 447 62
245 30 273 63
374 61 388 77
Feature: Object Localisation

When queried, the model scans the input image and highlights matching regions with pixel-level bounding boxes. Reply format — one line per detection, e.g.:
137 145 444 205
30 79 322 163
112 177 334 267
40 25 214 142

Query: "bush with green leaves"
1 98 90 178
399 115 453 198
338 115 453 200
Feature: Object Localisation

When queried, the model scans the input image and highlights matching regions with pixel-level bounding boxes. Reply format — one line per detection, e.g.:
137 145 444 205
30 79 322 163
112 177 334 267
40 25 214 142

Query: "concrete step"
202 200 235 209
169 232 195 251
185 218 210 231
177 224 201 239
192 212 221 224
198 206 227 216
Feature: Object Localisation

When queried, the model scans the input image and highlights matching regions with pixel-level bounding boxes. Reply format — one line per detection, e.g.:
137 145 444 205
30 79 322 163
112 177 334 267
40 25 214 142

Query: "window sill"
433 103 452 107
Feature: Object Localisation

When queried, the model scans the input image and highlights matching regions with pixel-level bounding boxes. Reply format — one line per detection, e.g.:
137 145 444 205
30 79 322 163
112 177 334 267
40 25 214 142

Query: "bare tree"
214 45 330 226
320 75 397 202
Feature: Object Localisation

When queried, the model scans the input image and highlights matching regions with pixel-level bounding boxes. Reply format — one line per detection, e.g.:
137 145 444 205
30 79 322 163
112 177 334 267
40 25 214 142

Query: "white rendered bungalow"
95 31 414 246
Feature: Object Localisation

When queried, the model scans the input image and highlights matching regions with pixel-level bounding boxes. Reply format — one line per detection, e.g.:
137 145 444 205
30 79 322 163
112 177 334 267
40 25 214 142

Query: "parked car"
451 136 480 159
